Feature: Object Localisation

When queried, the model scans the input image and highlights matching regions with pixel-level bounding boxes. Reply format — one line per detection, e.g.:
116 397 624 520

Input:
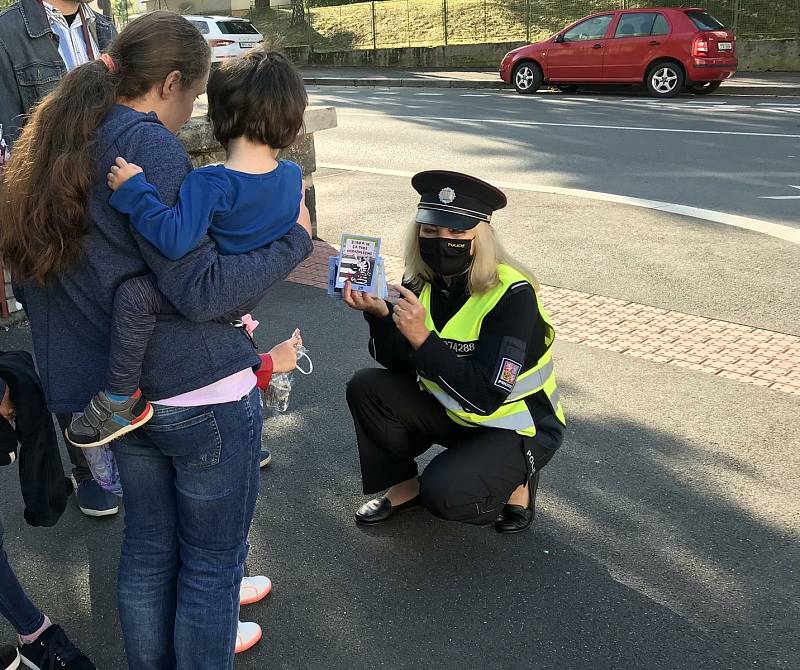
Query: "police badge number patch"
494 358 521 392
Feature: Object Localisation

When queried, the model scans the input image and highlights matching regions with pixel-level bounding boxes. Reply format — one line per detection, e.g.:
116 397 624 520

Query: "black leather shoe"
355 495 421 525
495 471 540 534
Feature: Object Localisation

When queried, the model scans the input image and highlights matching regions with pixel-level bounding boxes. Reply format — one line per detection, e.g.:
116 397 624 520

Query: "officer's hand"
391 285 430 350
343 281 390 318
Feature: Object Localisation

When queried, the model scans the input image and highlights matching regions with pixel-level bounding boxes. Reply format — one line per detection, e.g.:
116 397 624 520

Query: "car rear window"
216 20 260 35
685 11 726 31
615 13 657 38
189 20 209 35
652 14 669 36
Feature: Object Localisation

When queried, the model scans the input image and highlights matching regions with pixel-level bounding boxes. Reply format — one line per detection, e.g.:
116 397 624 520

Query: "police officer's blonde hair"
403 221 540 295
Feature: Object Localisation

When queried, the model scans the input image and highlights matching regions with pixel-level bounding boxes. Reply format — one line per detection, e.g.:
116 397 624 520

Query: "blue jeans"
112 386 262 670
0 512 45 636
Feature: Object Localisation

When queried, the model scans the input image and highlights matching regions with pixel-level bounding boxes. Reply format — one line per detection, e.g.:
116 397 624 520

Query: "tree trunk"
290 0 305 27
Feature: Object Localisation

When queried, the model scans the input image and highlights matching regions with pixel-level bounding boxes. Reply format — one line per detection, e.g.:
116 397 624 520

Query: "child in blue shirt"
66 50 310 448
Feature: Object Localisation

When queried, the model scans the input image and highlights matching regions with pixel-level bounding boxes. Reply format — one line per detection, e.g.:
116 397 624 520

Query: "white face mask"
295 350 313 376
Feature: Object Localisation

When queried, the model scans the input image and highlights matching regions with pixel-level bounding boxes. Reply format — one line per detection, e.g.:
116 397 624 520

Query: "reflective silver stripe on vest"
506 358 555 401
423 381 535 431
480 408 535 431
423 383 467 413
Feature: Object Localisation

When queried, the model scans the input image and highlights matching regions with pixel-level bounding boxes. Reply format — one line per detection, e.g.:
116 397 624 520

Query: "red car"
500 7 737 98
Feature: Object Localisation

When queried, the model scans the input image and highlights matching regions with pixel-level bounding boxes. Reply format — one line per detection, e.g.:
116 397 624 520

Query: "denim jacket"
0 0 116 149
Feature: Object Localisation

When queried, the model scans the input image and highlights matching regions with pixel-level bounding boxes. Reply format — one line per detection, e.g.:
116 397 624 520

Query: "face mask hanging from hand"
419 237 473 277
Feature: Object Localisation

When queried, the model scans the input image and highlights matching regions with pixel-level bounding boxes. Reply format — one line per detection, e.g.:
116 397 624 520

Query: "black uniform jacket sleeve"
364 300 416 373
365 282 547 416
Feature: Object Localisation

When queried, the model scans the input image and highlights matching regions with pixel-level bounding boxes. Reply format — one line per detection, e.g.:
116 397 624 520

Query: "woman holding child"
1 12 310 668
344 171 566 534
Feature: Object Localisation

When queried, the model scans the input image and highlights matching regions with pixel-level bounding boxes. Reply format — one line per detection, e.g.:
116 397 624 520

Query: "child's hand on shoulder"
107 157 144 192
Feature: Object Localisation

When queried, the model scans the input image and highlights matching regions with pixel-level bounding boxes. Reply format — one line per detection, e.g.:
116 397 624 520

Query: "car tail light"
209 39 235 47
692 35 709 57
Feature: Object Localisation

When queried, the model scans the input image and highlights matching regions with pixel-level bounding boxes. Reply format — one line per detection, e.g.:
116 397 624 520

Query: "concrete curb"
304 77 505 90
303 77 799 96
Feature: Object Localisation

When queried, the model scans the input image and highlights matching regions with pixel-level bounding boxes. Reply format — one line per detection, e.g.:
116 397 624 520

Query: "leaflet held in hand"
328 233 387 300
335 234 381 290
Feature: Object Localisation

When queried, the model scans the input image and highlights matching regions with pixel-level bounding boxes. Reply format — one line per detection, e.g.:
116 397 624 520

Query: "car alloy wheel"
512 62 542 95
651 66 679 94
515 65 536 92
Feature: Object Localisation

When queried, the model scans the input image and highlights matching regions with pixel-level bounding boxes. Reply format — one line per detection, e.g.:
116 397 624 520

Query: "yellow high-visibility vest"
418 264 565 437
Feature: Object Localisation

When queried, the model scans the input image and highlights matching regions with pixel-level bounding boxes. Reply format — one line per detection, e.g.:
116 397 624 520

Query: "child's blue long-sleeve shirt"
109 161 302 261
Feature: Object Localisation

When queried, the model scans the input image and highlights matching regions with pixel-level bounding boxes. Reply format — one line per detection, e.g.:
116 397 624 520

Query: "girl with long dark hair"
0 12 312 668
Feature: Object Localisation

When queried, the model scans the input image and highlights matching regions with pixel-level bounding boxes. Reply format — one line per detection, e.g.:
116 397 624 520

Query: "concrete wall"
0 107 337 324
287 38 799 72
738 39 800 72
285 41 525 69
177 106 337 238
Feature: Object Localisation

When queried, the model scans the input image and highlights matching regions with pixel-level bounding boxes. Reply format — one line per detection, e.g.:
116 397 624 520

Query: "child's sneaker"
0 644 20 670
18 625 95 669
235 622 262 654
66 390 153 448
240 576 272 605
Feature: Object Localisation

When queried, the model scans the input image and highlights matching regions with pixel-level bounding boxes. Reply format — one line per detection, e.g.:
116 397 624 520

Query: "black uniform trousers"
346 368 553 526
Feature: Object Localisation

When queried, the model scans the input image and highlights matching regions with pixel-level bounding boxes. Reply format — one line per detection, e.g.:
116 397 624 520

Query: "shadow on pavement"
0 281 796 669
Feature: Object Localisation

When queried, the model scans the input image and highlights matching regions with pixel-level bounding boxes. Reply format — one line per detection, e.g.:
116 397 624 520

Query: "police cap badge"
412 170 507 231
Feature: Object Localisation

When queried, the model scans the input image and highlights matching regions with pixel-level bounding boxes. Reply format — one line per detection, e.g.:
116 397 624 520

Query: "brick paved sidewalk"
289 241 800 396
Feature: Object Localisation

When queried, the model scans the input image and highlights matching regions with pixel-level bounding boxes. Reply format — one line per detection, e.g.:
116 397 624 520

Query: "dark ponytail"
0 11 210 283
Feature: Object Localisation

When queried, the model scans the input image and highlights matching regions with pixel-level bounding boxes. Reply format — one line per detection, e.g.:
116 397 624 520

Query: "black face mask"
419 237 473 277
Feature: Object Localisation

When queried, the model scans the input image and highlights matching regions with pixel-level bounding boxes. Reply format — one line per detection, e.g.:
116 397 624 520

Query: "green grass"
253 0 798 52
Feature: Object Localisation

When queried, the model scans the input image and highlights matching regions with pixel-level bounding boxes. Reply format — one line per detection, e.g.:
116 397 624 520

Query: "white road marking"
318 162 800 245
335 111 800 139
759 185 800 200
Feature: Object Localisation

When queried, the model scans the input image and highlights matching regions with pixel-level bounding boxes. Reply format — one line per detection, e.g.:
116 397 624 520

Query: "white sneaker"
240 576 272 606
235 621 262 654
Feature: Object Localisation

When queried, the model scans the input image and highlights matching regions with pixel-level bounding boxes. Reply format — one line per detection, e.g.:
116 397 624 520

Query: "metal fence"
284 0 800 51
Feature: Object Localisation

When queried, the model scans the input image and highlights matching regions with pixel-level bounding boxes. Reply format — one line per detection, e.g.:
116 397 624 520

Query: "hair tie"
98 53 118 74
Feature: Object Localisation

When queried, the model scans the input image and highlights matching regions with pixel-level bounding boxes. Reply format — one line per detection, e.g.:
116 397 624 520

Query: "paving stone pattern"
289 241 800 396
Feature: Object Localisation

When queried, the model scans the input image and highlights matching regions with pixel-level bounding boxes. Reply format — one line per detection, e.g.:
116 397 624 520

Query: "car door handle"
592 44 603 49
649 40 661 46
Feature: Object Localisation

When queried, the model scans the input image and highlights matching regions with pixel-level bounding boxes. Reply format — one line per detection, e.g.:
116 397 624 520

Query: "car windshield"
189 20 209 35
563 15 613 42
686 11 726 31
216 20 260 35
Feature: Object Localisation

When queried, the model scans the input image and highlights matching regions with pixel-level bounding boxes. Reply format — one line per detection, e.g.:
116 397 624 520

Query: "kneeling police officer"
343 171 566 534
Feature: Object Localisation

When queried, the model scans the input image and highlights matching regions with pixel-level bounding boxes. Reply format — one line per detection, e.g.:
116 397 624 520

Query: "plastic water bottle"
82 445 123 497
262 344 313 413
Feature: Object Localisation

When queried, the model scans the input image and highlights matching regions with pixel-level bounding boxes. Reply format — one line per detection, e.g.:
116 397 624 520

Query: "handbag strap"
36 0 97 61
78 4 97 61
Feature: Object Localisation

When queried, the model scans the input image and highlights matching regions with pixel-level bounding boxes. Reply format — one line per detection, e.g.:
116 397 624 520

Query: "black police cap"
412 170 507 231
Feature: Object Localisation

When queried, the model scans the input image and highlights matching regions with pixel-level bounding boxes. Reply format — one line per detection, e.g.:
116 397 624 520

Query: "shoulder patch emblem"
495 358 521 392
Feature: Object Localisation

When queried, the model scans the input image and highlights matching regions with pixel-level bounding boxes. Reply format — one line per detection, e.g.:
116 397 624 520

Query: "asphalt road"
314 169 800 334
1 282 798 669
309 87 800 228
